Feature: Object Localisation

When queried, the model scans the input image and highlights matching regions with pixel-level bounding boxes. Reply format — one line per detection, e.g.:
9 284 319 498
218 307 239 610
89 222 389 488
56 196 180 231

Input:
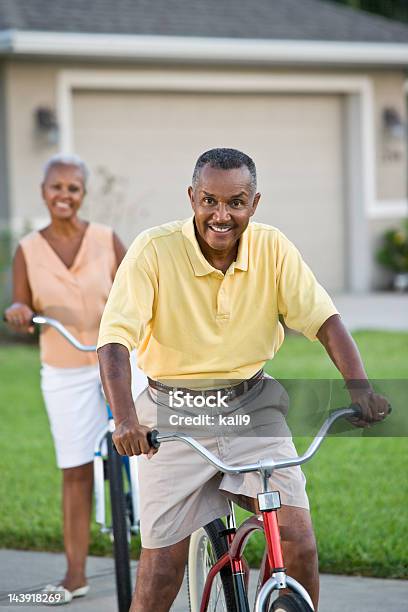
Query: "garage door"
73 91 345 291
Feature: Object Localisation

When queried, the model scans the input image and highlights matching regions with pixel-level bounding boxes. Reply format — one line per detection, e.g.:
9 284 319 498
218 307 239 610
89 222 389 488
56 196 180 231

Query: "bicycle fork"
255 485 315 612
225 504 251 612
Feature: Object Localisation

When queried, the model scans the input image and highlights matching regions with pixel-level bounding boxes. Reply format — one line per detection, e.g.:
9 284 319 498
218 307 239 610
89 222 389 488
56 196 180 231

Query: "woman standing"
4 154 138 602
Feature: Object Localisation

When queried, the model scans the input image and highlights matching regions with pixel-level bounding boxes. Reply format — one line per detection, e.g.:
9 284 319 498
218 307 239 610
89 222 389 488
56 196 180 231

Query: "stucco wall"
2 59 408 290
372 71 407 202
0 62 9 228
4 61 60 235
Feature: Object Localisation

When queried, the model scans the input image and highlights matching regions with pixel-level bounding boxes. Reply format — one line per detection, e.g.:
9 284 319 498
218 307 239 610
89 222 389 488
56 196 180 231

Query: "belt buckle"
226 386 235 401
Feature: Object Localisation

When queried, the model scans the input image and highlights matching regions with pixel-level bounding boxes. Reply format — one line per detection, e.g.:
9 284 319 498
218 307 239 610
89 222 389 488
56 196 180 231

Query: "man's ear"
250 192 261 216
41 183 46 201
188 186 195 210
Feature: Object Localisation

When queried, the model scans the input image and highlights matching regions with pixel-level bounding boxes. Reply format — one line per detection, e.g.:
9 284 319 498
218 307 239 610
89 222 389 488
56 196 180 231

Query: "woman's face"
41 163 86 221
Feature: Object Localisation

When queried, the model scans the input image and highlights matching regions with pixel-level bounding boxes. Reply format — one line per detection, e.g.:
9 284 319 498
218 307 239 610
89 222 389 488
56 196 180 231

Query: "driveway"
0 550 407 611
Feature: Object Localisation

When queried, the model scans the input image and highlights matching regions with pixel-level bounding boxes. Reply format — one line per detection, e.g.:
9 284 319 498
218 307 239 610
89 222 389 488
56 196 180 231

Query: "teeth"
55 202 70 210
210 226 231 233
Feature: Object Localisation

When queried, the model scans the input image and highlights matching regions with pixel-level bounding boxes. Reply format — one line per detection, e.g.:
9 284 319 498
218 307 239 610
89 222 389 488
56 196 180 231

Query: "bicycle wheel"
187 518 238 612
271 593 313 612
107 432 132 612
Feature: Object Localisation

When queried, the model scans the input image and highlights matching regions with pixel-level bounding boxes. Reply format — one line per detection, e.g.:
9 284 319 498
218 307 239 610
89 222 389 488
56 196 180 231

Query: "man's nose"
213 202 231 222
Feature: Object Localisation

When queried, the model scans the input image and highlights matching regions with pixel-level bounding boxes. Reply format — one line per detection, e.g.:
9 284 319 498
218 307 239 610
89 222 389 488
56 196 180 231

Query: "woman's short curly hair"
43 153 90 186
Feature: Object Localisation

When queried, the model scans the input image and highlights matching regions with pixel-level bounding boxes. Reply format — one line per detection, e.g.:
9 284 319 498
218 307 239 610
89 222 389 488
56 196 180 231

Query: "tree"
329 0 408 23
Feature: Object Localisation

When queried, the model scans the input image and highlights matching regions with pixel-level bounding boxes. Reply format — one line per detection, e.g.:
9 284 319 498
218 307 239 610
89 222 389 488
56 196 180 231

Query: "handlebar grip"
147 429 161 449
2 313 37 324
350 403 363 418
349 402 392 418
3 312 37 321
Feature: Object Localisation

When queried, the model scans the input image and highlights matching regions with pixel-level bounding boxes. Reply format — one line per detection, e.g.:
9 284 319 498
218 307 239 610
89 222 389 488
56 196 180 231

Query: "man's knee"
294 532 317 563
278 506 318 564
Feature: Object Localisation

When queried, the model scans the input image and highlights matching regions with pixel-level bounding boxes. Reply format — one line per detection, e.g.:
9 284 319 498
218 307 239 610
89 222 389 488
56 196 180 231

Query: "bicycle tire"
107 432 132 612
271 593 313 612
187 518 238 612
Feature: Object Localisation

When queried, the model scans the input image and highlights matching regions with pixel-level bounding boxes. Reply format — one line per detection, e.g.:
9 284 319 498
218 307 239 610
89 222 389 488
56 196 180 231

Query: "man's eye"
230 200 244 208
69 186 80 193
203 198 215 205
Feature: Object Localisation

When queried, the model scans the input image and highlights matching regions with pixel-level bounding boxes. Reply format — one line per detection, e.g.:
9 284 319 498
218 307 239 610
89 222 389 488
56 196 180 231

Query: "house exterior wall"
4 61 59 234
372 71 407 201
0 62 10 229
2 59 408 290
72 88 345 291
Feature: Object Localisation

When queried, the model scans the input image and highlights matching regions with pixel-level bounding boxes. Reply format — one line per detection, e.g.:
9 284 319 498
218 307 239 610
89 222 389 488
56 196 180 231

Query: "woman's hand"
4 302 35 333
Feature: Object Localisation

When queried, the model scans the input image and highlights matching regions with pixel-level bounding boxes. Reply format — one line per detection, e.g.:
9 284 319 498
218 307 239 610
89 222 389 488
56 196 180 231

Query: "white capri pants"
41 353 147 469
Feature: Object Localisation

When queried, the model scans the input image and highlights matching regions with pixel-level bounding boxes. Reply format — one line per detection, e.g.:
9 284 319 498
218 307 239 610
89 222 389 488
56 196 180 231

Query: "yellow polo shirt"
97 217 337 381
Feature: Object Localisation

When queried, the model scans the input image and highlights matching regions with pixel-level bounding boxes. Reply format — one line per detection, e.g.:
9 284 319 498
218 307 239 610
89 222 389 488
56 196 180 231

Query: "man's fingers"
351 393 391 427
112 421 157 457
368 394 390 422
137 434 151 455
128 436 142 456
112 436 127 455
349 417 370 428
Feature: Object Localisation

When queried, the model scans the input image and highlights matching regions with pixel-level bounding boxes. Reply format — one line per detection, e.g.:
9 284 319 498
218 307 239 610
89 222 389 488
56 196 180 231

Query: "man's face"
188 164 260 255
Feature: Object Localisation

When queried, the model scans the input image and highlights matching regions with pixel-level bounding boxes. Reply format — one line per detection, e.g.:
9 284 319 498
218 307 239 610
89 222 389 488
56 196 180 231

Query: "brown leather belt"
147 369 264 402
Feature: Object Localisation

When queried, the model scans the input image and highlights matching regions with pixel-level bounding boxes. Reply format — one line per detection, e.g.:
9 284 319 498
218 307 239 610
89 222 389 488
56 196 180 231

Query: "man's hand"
113 415 158 459
98 343 158 458
317 316 392 428
348 389 391 428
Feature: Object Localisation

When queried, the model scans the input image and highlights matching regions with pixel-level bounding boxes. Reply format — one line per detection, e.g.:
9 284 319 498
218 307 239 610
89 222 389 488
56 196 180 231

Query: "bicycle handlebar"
31 315 96 352
147 405 361 475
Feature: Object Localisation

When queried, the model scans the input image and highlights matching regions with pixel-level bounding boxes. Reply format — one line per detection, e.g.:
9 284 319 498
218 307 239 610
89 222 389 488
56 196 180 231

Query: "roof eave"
1 30 408 67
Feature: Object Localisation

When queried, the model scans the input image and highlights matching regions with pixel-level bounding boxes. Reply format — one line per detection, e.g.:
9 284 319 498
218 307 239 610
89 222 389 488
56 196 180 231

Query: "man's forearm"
98 343 138 424
316 314 370 387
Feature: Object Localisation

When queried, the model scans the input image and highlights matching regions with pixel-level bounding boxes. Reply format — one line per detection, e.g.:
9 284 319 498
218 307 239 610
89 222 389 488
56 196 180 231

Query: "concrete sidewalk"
333 293 408 331
1 550 407 611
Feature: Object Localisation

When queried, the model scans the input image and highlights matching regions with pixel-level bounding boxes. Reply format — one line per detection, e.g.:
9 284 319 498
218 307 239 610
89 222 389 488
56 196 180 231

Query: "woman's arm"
112 232 127 272
4 246 35 333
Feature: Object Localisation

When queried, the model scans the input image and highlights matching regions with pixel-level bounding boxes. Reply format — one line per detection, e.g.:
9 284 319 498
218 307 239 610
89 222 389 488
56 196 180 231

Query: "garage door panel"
73 91 345 291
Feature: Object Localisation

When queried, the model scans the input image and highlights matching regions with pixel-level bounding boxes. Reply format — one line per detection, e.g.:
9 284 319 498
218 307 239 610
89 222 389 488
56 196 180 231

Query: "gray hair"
42 153 90 186
192 148 257 193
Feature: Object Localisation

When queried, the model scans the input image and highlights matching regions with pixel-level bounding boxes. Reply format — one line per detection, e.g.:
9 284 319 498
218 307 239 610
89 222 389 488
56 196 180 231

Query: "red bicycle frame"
199 501 284 612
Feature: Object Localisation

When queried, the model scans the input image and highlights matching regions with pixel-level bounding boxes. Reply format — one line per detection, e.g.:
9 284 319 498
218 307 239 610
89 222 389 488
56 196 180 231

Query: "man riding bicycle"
97 148 389 612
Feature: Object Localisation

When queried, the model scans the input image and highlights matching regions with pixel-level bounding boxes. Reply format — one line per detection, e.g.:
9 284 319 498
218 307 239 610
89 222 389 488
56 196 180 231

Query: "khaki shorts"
135 376 309 549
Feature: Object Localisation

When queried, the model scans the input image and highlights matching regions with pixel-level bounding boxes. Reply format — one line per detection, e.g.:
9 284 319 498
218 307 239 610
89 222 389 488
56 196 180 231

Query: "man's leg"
131 536 190 612
277 505 319 610
225 493 319 610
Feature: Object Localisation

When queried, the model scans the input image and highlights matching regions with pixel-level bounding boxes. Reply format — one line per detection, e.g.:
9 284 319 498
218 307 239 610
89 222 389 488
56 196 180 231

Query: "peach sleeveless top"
20 223 116 368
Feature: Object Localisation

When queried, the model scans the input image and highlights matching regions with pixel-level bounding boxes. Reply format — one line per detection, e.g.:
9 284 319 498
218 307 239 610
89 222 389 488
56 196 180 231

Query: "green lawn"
0 331 407 576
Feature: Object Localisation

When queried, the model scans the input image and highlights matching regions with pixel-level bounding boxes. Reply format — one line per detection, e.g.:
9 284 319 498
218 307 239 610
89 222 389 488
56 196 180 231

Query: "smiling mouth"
208 225 233 234
54 202 71 211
